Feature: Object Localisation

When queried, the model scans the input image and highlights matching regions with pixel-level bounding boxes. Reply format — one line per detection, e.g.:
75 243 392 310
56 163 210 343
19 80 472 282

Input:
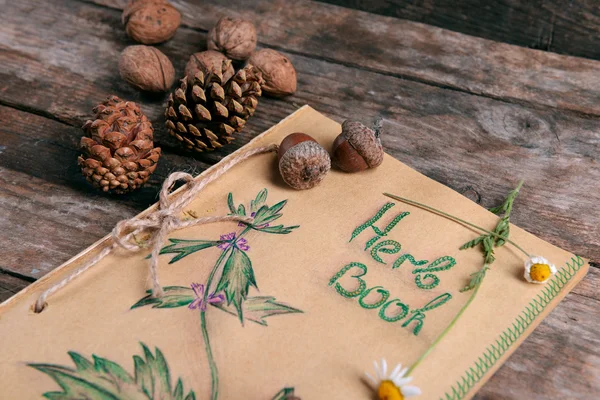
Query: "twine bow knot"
33 145 278 313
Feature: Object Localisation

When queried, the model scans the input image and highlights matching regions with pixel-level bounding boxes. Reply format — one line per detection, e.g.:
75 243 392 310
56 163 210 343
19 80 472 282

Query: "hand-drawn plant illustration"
131 189 301 400
29 343 196 400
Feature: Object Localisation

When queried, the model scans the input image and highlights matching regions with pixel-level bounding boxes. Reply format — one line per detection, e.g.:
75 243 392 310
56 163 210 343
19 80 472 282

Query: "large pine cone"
78 96 161 194
165 58 264 152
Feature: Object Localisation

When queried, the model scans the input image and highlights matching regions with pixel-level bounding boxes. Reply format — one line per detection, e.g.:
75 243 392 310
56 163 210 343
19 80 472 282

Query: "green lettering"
412 256 456 274
370 240 402 264
378 299 409 322
350 203 410 250
392 254 428 269
328 262 368 298
358 286 390 309
414 274 440 290
402 311 425 335
412 256 456 290
403 293 453 336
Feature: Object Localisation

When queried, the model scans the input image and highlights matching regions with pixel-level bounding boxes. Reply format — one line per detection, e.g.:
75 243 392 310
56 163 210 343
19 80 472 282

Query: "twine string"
33 144 279 313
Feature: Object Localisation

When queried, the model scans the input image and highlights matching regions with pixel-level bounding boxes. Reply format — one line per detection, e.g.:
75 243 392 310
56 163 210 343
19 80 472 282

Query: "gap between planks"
80 0 600 119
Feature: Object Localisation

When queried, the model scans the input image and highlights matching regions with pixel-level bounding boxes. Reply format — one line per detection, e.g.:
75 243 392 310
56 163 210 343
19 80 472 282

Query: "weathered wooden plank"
322 1 600 61
0 273 30 303
0 1 598 396
0 105 212 207
0 164 137 279
88 0 600 116
572 263 600 302
0 105 215 279
477 288 600 399
0 0 292 164
1 0 598 271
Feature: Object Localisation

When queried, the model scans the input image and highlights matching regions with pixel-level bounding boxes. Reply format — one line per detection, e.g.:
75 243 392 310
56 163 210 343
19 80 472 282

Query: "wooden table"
1 0 599 398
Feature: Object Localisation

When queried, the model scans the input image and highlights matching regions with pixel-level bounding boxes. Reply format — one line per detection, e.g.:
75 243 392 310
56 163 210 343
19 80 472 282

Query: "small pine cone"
184 50 235 87
78 96 161 194
165 60 264 152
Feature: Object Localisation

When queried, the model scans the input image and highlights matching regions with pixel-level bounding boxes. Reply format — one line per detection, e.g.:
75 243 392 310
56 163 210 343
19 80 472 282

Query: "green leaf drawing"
131 286 195 309
250 188 268 213
271 387 297 400
227 189 298 234
227 193 236 214
253 200 286 226
213 296 303 326
159 239 221 263
215 246 257 323
253 224 300 235
129 188 302 400
29 343 196 400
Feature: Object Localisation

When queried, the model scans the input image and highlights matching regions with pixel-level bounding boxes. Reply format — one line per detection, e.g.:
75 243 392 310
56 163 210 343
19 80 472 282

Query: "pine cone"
78 96 161 194
165 59 264 152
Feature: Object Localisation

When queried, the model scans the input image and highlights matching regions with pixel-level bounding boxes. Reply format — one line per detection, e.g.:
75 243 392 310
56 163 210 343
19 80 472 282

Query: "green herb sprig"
459 180 524 291
385 180 530 377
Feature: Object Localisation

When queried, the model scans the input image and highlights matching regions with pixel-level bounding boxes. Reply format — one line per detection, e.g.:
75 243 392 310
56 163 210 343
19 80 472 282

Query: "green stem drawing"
201 310 219 400
130 188 302 400
201 248 229 400
202 225 266 399
383 193 530 258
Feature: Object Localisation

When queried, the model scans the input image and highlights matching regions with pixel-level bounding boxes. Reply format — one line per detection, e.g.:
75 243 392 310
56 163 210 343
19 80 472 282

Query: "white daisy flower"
524 256 557 284
365 358 421 399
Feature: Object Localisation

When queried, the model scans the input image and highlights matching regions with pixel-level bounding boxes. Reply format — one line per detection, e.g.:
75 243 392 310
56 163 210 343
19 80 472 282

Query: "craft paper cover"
0 106 587 399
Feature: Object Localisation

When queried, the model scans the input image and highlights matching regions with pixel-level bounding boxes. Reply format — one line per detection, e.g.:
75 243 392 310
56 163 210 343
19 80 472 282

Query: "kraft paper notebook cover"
0 106 588 399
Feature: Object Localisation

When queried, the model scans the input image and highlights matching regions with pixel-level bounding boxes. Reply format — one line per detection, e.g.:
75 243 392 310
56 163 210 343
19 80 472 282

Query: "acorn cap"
278 133 331 190
339 120 384 168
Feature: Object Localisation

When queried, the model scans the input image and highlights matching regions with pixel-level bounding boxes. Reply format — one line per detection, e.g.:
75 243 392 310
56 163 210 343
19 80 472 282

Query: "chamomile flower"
524 256 557 284
366 359 421 399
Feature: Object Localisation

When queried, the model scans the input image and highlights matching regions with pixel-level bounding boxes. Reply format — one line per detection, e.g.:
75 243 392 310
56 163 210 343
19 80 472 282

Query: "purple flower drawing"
131 188 302 400
218 232 250 251
188 283 224 311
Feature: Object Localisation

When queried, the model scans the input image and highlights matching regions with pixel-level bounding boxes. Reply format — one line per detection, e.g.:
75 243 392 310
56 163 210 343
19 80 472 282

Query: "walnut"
119 45 175 92
122 0 181 44
207 17 257 61
184 50 235 85
249 49 297 97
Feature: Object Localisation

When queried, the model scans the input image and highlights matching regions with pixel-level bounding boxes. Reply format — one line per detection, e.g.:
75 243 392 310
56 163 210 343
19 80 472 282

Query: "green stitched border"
441 256 585 400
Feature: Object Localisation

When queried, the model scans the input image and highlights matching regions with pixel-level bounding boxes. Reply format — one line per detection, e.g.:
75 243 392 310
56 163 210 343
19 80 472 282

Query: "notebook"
0 106 587 399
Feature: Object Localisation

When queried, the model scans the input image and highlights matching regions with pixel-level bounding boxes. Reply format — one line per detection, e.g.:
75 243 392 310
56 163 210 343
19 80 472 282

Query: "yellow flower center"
530 263 551 282
378 380 404 400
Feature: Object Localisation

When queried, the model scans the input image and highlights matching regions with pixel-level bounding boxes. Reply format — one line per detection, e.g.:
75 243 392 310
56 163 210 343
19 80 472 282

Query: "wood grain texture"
1 0 598 274
88 0 600 116
478 277 600 399
0 0 599 398
322 0 600 61
0 105 213 279
0 273 30 304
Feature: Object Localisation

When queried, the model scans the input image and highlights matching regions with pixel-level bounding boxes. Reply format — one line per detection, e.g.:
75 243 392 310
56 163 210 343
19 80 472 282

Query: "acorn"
278 133 331 190
332 118 384 172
